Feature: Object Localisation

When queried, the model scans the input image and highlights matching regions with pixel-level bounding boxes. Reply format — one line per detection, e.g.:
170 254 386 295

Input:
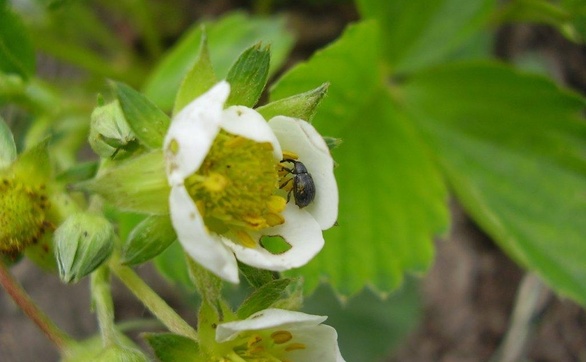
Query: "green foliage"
402 62 586 304
145 333 200 362
0 3 35 79
303 281 421 362
355 0 496 74
272 21 449 295
143 12 295 112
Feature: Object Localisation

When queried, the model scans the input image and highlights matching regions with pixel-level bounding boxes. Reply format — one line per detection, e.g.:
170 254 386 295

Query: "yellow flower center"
184 131 287 246
217 329 306 362
0 178 51 254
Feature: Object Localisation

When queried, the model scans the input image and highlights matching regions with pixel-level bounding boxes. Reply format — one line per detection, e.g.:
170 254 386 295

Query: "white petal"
221 106 282 160
223 205 324 271
269 116 338 229
216 308 327 342
285 324 345 362
164 81 230 185
169 185 239 283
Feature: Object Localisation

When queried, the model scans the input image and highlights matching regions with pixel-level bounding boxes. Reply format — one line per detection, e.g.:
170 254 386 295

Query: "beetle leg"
279 176 294 189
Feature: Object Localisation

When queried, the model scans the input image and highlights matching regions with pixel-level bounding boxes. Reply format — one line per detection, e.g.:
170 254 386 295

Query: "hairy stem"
91 266 117 346
109 260 198 341
0 259 73 350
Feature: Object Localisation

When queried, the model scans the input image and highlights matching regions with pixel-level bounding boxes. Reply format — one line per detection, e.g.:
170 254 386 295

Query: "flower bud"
89 99 137 159
54 213 114 283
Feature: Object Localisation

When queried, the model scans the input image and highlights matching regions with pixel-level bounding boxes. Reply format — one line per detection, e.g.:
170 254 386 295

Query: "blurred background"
1 0 586 361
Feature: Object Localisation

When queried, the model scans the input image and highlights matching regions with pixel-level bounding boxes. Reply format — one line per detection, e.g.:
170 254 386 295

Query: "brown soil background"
1 1 586 361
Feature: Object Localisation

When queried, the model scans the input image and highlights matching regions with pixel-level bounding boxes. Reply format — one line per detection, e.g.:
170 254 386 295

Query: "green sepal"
144 333 201 362
236 278 292 319
121 215 176 266
225 43 270 107
238 262 275 288
0 115 16 169
323 136 343 150
9 139 51 186
56 161 99 184
173 29 217 115
79 150 169 215
112 81 170 149
258 83 329 122
0 4 35 79
186 257 222 306
54 213 115 283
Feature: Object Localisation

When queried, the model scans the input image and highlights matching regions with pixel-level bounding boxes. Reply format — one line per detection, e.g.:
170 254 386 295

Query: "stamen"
271 330 293 344
284 343 306 351
265 212 285 227
236 230 257 248
267 196 286 213
242 215 266 229
282 150 299 160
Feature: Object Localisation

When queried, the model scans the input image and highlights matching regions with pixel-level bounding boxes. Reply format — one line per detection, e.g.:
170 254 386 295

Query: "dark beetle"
280 159 316 208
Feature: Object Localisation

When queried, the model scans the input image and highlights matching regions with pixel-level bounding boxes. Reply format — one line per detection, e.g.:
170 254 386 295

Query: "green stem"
0 259 74 350
109 260 198 341
91 266 117 346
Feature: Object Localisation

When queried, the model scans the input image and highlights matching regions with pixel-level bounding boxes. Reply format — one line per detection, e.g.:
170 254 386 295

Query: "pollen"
184 131 283 242
0 177 51 253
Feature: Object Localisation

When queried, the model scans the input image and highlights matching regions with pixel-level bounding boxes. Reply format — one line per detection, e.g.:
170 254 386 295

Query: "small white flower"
164 81 338 283
216 308 345 362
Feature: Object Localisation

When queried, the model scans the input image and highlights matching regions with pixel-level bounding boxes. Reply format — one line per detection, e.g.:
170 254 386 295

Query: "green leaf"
402 62 586 305
237 278 291 319
0 4 35 78
496 0 581 42
121 215 176 266
173 30 217 115
79 150 169 214
257 83 329 122
225 43 270 107
271 21 449 296
356 0 495 74
303 280 421 362
144 333 200 362
0 115 16 168
113 81 170 149
143 12 294 111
